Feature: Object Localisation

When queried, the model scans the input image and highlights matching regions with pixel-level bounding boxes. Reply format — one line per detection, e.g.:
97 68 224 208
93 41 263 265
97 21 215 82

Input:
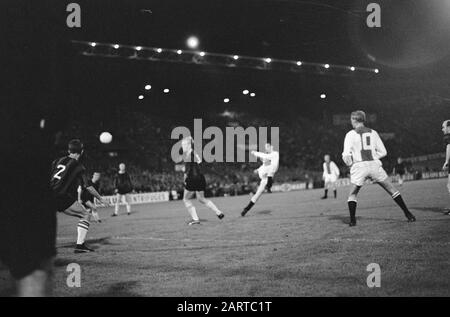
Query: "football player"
50 139 107 253
342 111 416 226
321 154 340 199
78 172 102 223
393 157 407 186
241 143 279 216
112 163 133 216
442 120 450 215
181 137 224 225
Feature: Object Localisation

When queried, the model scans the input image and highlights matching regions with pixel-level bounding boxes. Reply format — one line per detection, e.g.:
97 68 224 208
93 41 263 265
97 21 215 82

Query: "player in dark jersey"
112 163 133 216
78 172 102 223
181 137 224 225
50 139 107 253
393 157 407 186
442 120 450 215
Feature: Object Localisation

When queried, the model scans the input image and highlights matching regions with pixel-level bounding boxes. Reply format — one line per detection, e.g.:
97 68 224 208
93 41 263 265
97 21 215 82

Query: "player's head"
350 110 366 128
68 139 84 159
442 120 450 134
324 154 330 162
397 157 403 163
119 163 126 172
92 172 101 182
265 143 273 153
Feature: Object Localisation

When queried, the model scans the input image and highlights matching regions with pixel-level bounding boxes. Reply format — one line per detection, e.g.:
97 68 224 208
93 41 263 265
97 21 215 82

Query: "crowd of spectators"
61 97 448 197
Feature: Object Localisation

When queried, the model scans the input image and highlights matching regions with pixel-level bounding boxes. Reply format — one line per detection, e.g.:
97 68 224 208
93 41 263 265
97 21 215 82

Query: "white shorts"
257 165 271 180
350 161 388 187
324 174 338 183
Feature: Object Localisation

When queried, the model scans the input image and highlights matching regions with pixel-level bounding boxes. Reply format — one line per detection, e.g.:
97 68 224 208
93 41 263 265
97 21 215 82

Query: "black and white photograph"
1 0 450 301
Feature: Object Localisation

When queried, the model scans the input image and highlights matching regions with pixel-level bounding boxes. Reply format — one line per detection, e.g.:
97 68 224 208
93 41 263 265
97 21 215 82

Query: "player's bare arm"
443 144 450 170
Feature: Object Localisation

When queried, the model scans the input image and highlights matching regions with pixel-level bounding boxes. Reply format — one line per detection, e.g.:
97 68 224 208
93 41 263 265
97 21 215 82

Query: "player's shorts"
257 165 271 180
185 174 206 192
117 187 132 195
350 160 388 187
61 201 89 219
396 170 405 176
324 174 338 183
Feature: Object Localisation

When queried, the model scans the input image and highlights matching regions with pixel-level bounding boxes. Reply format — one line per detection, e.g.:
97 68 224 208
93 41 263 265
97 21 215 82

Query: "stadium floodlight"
145 84 152 90
90 42 97 47
177 50 182 55
350 66 355 71
324 64 330 69
138 95 144 100
374 69 379 73
265 58 272 63
156 48 162 53
250 93 256 97
224 98 230 103
163 88 170 93
136 46 142 51
297 61 302 66
113 44 119 49
186 36 199 49
199 51 206 57
320 93 326 99
243 89 249 95
233 55 239 60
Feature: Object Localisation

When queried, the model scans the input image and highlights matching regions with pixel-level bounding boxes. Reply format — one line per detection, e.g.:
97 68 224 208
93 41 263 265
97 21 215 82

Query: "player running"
50 139 107 253
342 111 416 226
321 154 340 199
112 163 133 216
241 143 279 216
442 120 450 215
78 172 102 223
181 137 224 225
393 157 407 186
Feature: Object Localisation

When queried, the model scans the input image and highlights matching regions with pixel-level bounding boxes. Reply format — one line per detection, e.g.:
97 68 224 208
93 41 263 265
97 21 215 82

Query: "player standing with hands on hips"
342 111 416 226
112 163 133 216
321 154 340 199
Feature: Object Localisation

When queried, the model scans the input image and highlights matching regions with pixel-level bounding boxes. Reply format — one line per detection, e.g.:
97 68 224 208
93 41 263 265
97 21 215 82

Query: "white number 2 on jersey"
53 164 66 180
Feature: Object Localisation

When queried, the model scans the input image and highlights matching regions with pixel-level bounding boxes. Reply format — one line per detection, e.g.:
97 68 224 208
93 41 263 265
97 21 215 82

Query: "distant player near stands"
181 137 224 225
342 111 416 226
442 120 450 215
321 154 340 199
78 172 102 223
50 139 107 253
241 143 280 216
112 163 133 216
393 157 407 186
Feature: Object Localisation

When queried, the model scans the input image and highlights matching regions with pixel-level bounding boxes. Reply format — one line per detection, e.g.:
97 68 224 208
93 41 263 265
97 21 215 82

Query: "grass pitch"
1 178 449 296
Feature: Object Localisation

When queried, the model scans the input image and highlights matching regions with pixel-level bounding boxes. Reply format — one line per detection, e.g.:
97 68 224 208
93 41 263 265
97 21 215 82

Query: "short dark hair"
68 139 83 154
351 110 366 123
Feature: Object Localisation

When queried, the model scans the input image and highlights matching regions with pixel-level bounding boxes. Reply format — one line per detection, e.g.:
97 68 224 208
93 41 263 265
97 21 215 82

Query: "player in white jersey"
441 120 450 215
321 154 340 199
241 143 279 216
342 110 416 226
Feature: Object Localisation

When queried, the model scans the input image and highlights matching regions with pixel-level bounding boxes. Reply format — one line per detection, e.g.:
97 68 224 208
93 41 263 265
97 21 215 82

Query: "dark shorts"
0 192 57 279
185 175 206 192
55 195 76 212
117 187 132 195
396 170 405 176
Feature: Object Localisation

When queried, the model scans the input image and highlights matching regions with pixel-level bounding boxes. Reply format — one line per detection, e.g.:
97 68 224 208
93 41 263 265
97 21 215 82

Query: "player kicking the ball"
342 111 416 226
442 120 450 215
321 154 340 199
50 140 107 253
241 143 279 216
181 137 224 225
